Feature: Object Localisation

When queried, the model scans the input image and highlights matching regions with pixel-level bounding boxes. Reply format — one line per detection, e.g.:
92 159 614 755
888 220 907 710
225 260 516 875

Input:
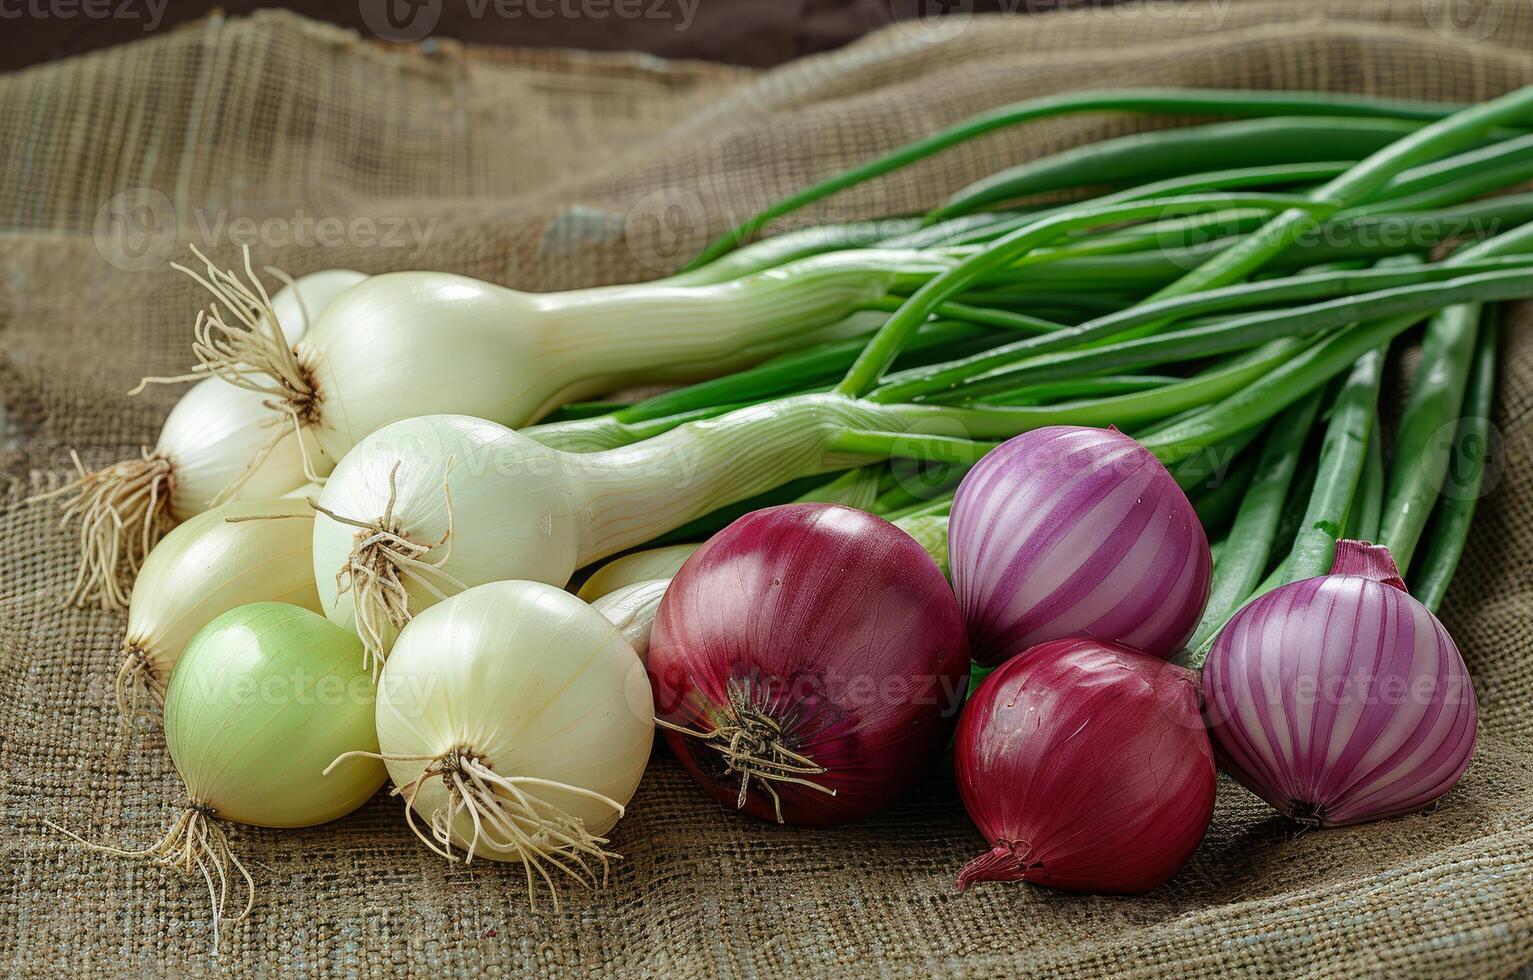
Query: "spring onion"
342 580 653 908
33 268 364 609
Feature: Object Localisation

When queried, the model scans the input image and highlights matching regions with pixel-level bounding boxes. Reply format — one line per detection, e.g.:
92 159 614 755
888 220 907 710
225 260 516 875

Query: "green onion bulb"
59 602 385 946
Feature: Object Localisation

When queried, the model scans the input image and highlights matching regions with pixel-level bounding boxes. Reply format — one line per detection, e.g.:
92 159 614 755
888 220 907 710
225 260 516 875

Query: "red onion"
954 638 1215 893
950 425 1210 666
648 503 968 825
1203 540 1478 827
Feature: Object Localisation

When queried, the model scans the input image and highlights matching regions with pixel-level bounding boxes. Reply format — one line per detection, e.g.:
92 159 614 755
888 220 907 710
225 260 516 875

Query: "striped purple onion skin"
950 426 1210 666
954 639 1216 894
1204 544 1479 827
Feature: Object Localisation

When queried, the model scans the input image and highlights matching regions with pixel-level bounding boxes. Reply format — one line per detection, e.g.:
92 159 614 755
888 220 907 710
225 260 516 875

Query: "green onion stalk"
683 88 1481 270
1411 309 1502 611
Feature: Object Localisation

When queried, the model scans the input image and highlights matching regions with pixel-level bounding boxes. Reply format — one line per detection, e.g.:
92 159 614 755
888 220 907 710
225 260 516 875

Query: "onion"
35 267 365 610
54 602 385 943
954 638 1215 893
577 543 699 602
949 425 1210 666
309 398 935 668
589 579 669 660
116 496 321 723
171 248 920 518
350 580 653 908
648 503 968 824
1202 540 1478 826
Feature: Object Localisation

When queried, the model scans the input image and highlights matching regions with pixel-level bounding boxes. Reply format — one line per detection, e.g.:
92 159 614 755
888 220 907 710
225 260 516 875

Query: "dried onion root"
328 748 624 911
366 581 654 910
47 805 254 948
311 460 464 676
29 449 174 609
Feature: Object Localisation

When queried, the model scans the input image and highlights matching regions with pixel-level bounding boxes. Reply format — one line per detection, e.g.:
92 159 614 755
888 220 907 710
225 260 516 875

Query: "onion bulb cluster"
34 266 365 610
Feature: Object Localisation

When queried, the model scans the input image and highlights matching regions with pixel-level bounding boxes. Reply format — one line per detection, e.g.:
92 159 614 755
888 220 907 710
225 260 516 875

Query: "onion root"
27 449 174 610
656 679 836 824
114 644 166 728
46 803 254 950
329 747 624 912
311 460 464 677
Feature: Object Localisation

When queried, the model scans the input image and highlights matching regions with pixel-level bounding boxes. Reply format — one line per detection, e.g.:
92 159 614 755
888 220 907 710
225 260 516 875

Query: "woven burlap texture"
4 3 1533 975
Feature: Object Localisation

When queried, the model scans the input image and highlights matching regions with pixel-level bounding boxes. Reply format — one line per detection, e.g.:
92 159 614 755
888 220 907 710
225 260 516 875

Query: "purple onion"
949 425 1211 666
1204 540 1478 827
649 503 969 825
954 639 1215 894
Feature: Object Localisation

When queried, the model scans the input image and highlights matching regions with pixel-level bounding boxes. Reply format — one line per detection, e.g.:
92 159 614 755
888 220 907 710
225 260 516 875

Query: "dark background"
2 0 1105 71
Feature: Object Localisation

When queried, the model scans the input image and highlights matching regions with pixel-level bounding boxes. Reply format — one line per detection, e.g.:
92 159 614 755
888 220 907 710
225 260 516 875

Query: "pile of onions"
949 426 1211 666
954 639 1215 893
648 503 968 824
56 603 385 943
355 580 653 908
1203 540 1479 826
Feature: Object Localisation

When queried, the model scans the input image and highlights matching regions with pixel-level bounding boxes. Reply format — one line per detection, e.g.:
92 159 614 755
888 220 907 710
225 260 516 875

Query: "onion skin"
954 639 1215 894
1203 540 1478 827
377 581 654 856
649 503 968 825
950 426 1211 666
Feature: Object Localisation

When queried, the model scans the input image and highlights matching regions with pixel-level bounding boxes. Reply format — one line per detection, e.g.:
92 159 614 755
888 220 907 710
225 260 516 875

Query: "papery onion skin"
950 425 1211 666
1203 540 1478 827
164 602 385 828
954 638 1215 894
377 580 654 856
649 503 968 825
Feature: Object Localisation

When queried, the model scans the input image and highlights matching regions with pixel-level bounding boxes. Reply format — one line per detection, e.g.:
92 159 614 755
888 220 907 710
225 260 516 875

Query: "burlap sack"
3 3 1533 975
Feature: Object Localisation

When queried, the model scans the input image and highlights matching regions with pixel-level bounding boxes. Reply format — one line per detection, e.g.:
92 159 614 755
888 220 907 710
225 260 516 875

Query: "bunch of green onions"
55 84 1532 938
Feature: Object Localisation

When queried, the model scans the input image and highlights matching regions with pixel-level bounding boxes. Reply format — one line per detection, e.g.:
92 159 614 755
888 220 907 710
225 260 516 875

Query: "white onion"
577 544 699 602
37 267 365 609
118 495 321 722
310 399 909 666
355 580 653 907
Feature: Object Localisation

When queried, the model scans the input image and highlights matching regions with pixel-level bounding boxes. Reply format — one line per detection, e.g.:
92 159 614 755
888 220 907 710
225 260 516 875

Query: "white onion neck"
566 393 913 565
523 252 935 416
